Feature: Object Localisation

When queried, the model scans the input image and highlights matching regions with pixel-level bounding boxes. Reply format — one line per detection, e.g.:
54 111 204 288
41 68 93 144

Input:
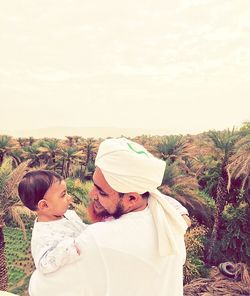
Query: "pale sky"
1 0 249 135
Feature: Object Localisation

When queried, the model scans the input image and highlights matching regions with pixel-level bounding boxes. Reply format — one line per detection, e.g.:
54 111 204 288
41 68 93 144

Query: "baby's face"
43 180 72 218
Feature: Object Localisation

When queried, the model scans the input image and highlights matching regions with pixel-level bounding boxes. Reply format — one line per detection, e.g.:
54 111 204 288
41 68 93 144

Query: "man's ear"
37 199 48 210
124 192 141 205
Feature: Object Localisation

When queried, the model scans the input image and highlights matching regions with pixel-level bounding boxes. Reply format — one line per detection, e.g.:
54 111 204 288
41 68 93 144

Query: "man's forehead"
93 167 102 180
93 167 117 193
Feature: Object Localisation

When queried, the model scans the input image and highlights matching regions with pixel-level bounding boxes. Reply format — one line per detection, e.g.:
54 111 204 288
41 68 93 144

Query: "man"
29 138 190 296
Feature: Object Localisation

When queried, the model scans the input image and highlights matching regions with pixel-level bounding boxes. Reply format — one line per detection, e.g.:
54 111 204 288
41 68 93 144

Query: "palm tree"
23 144 42 167
66 179 92 223
133 135 157 154
156 135 185 161
155 135 198 175
28 137 35 146
17 137 35 148
80 138 98 178
65 136 81 147
0 135 19 165
227 133 250 203
38 138 61 168
17 137 29 148
206 129 240 263
60 147 84 178
9 148 25 167
239 121 250 136
160 159 213 227
0 158 32 290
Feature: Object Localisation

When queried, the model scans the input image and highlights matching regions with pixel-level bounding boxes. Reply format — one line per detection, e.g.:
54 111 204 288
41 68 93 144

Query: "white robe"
31 210 86 274
29 207 186 296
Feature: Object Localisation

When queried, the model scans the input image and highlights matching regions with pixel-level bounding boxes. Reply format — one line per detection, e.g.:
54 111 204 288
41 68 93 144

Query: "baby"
18 170 87 274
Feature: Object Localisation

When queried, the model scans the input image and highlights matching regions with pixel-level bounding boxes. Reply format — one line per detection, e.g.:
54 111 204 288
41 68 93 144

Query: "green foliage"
0 135 12 149
0 157 12 191
197 156 220 198
5 213 34 229
206 203 250 266
1 129 250 290
72 160 95 180
66 178 92 223
4 227 34 294
220 203 250 265
239 121 250 136
0 158 31 236
86 160 95 175
38 138 59 150
66 178 91 207
8 267 25 286
161 159 180 186
196 190 215 210
156 135 184 160
184 224 209 283
9 275 31 296
208 129 239 160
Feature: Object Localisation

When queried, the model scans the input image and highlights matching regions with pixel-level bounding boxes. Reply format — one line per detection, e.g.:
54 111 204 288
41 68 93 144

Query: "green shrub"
66 178 92 207
220 203 250 265
197 190 215 210
184 223 209 283
8 267 25 285
162 159 180 186
4 226 34 294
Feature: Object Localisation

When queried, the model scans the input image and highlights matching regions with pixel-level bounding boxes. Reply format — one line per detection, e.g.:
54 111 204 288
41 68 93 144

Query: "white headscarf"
95 138 187 256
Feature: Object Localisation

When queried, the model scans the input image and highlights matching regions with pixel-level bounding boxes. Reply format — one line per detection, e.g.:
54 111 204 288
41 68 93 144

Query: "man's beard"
87 200 124 223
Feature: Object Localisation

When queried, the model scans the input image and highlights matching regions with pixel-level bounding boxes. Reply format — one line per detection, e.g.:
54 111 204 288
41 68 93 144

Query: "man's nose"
90 187 98 201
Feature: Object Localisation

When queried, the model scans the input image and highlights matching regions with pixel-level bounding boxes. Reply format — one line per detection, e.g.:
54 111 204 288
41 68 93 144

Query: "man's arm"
181 214 191 228
163 195 191 227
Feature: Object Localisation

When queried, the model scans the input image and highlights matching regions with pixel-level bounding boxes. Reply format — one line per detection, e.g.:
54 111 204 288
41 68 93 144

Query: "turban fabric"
95 138 187 256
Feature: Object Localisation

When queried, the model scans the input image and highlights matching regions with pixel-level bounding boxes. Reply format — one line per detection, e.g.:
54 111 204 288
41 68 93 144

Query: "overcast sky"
1 0 249 135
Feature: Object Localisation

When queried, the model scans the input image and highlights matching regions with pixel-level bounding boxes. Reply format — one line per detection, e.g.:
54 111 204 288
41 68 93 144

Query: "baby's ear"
37 199 48 210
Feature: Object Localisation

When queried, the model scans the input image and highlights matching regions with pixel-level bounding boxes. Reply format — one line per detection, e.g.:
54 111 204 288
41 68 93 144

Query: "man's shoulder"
88 219 120 232
75 219 128 253
78 219 126 244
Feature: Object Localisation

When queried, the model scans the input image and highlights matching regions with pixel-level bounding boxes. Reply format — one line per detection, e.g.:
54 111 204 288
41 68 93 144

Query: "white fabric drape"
96 138 187 256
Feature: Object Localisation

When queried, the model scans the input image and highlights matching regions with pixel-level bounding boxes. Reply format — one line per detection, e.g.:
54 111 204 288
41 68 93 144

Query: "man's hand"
181 214 191 228
74 240 81 255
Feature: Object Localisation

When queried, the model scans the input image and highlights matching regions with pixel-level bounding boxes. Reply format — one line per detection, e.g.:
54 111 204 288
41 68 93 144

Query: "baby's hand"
74 240 81 255
76 247 80 255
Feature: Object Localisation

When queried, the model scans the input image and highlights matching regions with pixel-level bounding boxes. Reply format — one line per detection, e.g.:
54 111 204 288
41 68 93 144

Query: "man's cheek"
87 202 104 223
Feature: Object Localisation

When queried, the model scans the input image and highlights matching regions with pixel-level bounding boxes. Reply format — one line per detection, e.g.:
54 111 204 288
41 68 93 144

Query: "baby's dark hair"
18 170 63 211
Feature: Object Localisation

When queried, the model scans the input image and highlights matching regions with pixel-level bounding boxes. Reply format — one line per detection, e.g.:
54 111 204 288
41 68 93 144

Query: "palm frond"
11 203 34 217
8 206 28 239
208 129 239 158
227 134 250 191
3 160 30 199
0 158 12 189
160 185 213 226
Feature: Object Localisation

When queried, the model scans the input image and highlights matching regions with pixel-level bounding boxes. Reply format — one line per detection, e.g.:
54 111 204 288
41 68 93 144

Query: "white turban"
95 138 187 256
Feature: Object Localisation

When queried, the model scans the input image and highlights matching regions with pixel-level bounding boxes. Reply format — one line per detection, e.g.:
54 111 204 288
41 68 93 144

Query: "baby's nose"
67 195 73 203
